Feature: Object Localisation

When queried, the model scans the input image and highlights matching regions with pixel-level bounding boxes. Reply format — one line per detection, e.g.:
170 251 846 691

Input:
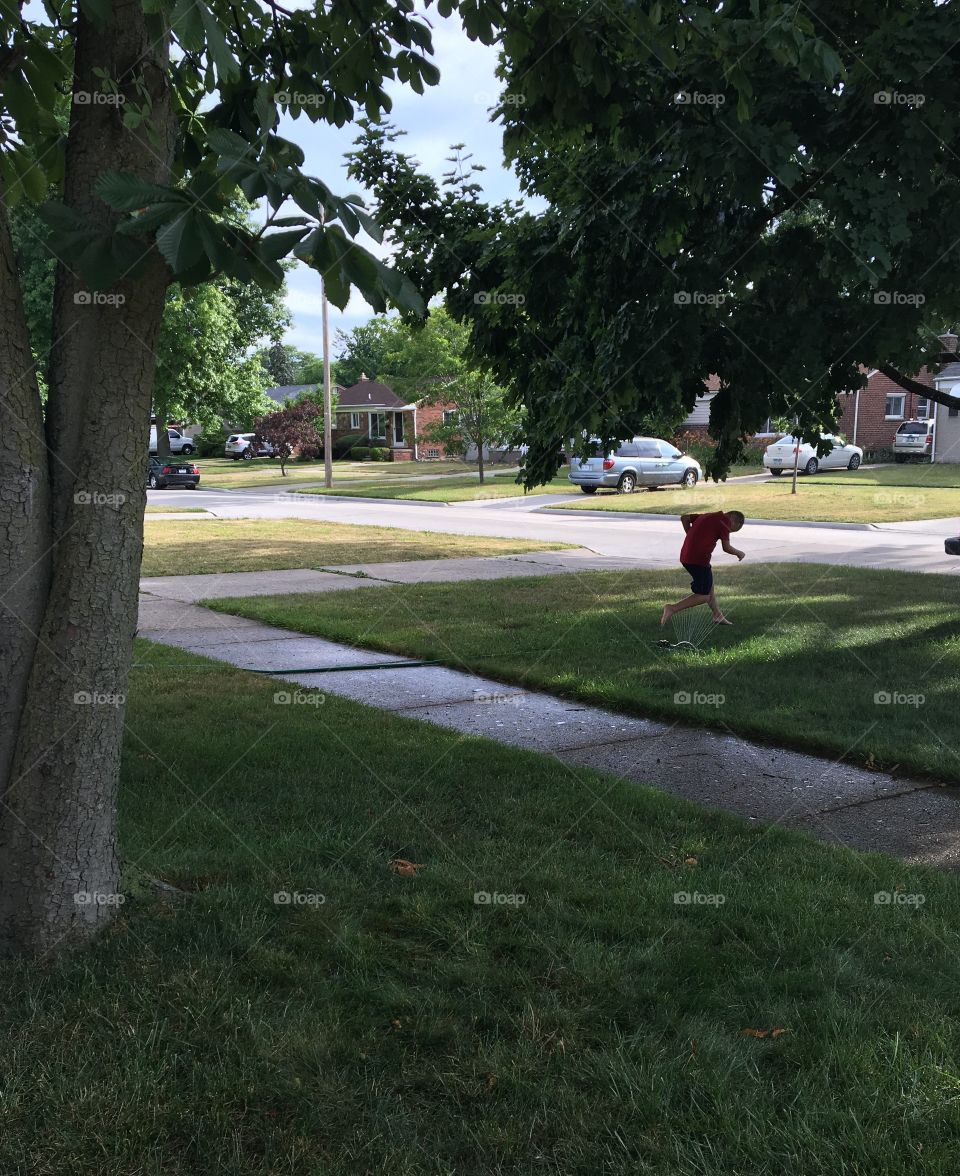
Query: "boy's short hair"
727 510 745 531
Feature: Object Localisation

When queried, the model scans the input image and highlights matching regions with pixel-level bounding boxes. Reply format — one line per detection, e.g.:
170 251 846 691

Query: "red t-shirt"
680 511 731 565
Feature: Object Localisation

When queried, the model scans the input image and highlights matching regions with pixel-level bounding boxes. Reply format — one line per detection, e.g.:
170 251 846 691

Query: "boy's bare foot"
712 614 733 625
660 605 674 626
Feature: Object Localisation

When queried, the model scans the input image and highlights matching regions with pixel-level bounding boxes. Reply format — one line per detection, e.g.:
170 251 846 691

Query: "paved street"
148 484 960 575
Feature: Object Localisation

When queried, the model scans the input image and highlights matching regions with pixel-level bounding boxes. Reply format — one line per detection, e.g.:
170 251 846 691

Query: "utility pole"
322 275 332 489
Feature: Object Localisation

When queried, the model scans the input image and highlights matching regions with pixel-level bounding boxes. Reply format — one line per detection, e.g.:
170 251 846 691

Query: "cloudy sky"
278 13 526 357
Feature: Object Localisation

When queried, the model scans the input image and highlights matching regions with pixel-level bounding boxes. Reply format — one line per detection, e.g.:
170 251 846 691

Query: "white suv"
225 433 275 460
148 427 194 455
893 419 934 462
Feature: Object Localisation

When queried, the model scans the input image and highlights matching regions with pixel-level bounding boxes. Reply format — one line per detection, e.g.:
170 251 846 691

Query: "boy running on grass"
660 510 745 627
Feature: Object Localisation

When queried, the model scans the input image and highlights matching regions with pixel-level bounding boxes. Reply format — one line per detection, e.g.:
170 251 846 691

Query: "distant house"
835 368 935 450
262 383 345 407
931 345 960 462
683 334 959 453
682 375 720 432
682 375 780 437
331 376 458 461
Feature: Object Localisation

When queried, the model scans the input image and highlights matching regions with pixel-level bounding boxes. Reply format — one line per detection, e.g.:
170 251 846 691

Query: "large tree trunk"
0 0 175 957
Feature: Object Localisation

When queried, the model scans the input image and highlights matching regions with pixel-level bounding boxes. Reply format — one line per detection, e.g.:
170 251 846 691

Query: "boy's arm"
721 537 745 561
680 513 699 534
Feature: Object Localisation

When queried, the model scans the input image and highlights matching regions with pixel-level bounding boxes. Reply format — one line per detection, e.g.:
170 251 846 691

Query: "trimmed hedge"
194 431 228 458
333 433 366 459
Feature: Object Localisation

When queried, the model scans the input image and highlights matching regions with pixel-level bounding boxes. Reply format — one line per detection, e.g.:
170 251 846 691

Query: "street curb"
534 507 875 531
287 492 450 507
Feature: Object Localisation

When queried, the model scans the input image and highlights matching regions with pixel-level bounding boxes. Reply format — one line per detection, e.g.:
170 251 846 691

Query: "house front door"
393 412 405 446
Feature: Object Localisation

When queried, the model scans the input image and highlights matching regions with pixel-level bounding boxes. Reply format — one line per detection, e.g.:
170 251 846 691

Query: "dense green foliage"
349 1 960 483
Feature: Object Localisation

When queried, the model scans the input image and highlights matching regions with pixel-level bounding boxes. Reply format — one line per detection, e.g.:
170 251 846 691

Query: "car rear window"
897 423 927 434
616 442 640 457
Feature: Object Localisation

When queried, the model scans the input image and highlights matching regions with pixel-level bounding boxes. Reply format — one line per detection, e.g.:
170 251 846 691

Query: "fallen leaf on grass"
742 1027 790 1040
484 1073 497 1092
389 858 424 876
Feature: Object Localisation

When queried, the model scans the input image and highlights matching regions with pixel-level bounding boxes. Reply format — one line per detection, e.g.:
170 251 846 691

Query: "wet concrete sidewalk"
137 593 960 870
139 549 659 603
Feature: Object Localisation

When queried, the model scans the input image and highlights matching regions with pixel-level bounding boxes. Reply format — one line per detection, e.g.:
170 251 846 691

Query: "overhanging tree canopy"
349 0 960 484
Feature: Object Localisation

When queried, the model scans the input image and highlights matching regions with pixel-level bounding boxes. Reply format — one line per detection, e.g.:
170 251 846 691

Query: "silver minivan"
568 437 702 494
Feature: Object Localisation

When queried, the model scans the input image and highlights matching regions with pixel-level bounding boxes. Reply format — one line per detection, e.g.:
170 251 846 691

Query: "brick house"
331 376 458 461
834 368 936 450
683 333 958 449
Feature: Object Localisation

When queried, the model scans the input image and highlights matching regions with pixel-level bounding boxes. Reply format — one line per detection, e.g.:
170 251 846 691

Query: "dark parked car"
147 456 200 489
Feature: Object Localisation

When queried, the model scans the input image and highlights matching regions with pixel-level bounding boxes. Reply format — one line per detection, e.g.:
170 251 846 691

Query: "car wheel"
242 449 254 461
804 457 819 475
680 469 698 488
186 483 197 490
617 472 637 494
769 468 784 476
847 454 861 470
580 486 597 495
148 474 159 489
180 444 194 455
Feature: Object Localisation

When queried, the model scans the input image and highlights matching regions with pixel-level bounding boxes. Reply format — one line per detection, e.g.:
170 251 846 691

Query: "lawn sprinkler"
654 605 719 653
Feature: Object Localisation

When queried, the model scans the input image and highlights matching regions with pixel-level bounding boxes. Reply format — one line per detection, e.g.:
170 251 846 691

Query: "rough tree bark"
0 0 175 957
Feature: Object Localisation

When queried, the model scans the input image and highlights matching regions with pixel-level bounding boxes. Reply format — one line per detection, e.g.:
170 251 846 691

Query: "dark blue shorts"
681 562 713 595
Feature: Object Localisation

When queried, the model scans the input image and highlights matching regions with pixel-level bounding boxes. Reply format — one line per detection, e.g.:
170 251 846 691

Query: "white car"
225 433 275 460
763 433 863 476
148 427 194 455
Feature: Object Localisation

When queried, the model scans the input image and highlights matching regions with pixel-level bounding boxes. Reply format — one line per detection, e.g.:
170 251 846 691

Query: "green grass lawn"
557 463 960 522
142 518 568 576
196 456 483 490
208 564 960 781
5 640 960 1173
295 472 572 502
144 505 208 513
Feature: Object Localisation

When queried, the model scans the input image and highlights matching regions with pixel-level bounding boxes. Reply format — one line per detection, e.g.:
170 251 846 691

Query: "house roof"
337 379 410 409
264 383 344 404
935 361 960 383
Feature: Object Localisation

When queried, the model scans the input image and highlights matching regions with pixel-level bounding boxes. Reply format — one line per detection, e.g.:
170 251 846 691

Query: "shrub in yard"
333 433 365 459
739 437 769 466
672 430 767 468
350 446 370 460
195 431 227 457
370 447 390 461
864 446 894 463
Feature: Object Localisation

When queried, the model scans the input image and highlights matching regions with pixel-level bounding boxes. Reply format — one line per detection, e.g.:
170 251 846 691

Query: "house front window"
442 409 458 426
369 412 386 440
350 412 362 429
885 394 905 420
916 398 930 418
